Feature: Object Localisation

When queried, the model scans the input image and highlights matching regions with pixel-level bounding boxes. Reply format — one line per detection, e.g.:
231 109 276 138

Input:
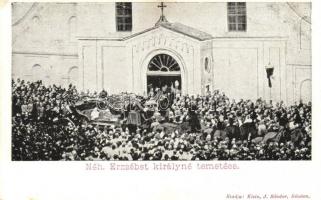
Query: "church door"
146 54 181 94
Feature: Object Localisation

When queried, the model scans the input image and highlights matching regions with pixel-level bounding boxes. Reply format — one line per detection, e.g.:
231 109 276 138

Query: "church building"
12 2 311 104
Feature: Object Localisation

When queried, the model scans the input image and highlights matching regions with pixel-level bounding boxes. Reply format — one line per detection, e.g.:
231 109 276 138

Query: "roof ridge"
124 22 213 41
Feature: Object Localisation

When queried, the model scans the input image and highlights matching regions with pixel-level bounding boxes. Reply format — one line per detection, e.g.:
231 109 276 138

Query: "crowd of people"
12 79 312 161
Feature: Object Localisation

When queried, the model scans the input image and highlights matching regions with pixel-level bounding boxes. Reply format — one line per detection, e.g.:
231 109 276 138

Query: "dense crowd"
12 79 312 160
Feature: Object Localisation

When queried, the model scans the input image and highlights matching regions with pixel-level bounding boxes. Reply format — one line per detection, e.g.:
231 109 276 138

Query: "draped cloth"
127 111 141 126
262 131 282 143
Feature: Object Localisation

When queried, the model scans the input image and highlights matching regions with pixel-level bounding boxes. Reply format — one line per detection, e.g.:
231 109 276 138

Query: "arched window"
68 66 79 86
300 79 311 103
146 54 182 94
147 54 180 73
32 64 43 81
68 16 77 41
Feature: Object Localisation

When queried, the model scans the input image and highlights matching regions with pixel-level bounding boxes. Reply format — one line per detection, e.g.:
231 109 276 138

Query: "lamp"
265 62 274 88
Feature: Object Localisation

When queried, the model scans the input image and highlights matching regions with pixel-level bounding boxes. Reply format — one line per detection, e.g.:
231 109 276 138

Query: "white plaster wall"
212 39 288 102
101 45 129 94
13 3 77 54
75 2 311 66
12 53 78 87
200 41 214 94
213 46 259 101
287 65 311 104
12 2 311 104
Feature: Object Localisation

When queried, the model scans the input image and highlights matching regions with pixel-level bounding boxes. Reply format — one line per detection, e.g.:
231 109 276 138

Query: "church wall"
76 3 119 38
12 53 49 83
74 2 311 65
13 2 311 64
126 27 202 96
286 65 311 104
212 45 259 101
200 41 214 95
212 39 288 103
101 45 130 94
12 53 78 88
13 3 78 54
78 39 131 93
12 3 311 104
82 45 97 92
12 3 79 88
161 2 310 67
191 46 202 96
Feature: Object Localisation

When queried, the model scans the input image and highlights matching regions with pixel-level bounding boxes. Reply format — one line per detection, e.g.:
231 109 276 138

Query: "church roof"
160 22 214 41
123 22 214 41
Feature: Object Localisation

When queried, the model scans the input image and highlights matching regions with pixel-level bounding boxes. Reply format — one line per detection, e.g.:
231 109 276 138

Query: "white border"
1 1 321 200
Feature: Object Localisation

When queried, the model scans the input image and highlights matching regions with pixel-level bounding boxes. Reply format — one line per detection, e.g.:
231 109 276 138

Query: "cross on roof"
158 2 167 18
156 2 168 25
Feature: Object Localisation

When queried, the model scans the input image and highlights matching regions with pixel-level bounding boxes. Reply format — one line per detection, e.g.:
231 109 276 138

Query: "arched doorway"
32 64 43 82
146 53 182 94
300 79 311 103
68 66 79 87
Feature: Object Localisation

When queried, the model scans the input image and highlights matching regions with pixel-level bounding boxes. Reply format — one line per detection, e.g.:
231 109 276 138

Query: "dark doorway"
147 75 181 93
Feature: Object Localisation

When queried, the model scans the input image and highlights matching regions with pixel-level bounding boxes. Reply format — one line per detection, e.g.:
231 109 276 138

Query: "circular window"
32 16 40 25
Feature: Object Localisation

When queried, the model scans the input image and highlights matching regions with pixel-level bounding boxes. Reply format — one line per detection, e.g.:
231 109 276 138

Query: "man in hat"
225 117 241 140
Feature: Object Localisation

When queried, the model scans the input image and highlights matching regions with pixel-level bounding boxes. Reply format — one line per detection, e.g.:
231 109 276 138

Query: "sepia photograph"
11 2 312 161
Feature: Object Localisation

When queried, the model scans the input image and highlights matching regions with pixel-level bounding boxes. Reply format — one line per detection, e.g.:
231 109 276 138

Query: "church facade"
12 2 311 104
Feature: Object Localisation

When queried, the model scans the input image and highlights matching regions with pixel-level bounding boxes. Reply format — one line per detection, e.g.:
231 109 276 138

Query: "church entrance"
146 54 182 94
147 75 181 91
